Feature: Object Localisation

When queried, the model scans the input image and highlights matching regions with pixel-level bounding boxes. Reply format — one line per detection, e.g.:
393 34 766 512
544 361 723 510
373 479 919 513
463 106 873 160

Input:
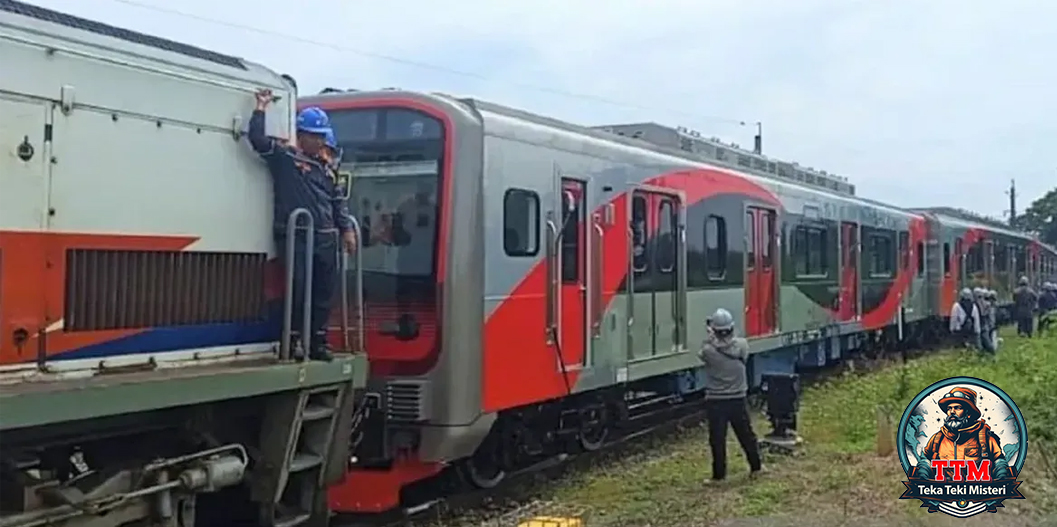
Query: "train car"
912 207 1055 320
0 3 365 526
306 89 946 513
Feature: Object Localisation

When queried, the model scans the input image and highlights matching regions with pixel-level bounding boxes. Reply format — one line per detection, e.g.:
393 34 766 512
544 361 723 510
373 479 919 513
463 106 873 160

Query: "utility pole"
753 121 763 154
1007 179 1017 227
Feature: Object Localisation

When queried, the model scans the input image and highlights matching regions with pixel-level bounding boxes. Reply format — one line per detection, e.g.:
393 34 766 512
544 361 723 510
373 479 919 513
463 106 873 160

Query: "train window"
955 239 964 273
943 242 951 274
502 189 539 257
916 241 925 277
793 225 827 277
384 109 442 140
560 191 582 283
1014 245 1026 275
656 199 676 273
632 195 648 273
966 240 981 274
745 211 756 269
898 231 909 272
995 243 1008 272
761 210 775 269
869 234 895 276
705 215 727 280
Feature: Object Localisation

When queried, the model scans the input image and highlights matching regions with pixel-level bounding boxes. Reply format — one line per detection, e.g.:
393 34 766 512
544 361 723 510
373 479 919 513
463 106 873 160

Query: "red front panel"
744 210 759 336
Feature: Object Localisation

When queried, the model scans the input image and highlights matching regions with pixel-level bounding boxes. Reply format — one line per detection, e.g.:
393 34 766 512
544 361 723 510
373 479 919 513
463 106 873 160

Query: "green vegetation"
1012 186 1057 245
533 332 1057 526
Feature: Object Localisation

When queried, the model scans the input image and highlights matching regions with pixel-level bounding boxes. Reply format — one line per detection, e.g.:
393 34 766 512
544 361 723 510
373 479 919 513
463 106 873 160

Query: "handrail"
544 217 560 344
592 218 605 337
343 216 365 352
280 208 314 361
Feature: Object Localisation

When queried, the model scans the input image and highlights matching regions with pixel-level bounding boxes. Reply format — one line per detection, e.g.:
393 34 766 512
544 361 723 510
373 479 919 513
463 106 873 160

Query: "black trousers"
705 397 762 480
1017 315 1034 338
277 232 339 352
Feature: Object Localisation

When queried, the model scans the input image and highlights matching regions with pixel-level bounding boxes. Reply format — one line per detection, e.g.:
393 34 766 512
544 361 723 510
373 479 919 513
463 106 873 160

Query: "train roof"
456 96 917 218
910 207 1035 239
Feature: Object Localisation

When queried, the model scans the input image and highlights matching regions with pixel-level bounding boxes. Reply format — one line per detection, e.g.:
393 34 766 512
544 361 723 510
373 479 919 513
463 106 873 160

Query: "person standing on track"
698 308 764 484
1012 276 1037 338
247 89 357 361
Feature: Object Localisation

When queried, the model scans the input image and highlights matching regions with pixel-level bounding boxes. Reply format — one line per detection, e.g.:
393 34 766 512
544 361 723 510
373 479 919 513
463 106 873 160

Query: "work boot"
309 342 334 362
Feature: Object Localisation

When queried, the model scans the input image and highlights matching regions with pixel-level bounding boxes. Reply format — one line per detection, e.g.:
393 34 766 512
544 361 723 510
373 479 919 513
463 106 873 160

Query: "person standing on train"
973 288 995 353
248 88 358 361
698 308 764 484
1012 276 1037 338
949 288 981 349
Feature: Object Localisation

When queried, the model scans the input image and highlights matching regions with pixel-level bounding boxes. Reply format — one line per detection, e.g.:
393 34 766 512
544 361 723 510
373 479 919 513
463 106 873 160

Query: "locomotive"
0 2 365 526
304 90 1057 512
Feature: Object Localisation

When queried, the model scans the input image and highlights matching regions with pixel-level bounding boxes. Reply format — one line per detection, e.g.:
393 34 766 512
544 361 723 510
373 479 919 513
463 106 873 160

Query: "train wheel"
578 424 608 452
461 442 506 489
578 407 609 452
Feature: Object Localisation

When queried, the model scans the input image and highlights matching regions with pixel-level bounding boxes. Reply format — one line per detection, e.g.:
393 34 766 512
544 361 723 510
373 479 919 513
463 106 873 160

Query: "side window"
656 199 676 273
502 189 539 256
898 231 909 272
761 210 775 269
943 242 951 274
632 195 648 273
995 243 1008 272
869 234 894 276
793 225 828 277
916 241 925 277
745 211 756 269
705 215 727 280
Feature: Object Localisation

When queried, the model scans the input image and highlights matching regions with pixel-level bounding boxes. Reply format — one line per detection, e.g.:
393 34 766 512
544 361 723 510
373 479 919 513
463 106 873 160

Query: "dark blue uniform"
247 110 351 357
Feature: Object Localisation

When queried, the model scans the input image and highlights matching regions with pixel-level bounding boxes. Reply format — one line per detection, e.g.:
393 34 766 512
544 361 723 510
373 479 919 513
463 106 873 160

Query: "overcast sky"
25 0 1057 218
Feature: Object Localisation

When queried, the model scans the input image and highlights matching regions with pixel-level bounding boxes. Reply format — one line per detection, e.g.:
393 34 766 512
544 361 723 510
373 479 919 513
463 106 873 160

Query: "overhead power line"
101 0 754 127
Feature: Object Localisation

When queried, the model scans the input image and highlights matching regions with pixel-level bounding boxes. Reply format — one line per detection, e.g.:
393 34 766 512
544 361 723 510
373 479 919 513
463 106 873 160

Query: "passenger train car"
301 89 1057 513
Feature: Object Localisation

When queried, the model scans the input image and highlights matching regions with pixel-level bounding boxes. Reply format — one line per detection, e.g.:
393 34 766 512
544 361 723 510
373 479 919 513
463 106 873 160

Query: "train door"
652 193 685 354
955 238 965 288
0 97 52 365
744 207 778 336
839 222 861 321
628 189 686 358
557 178 587 371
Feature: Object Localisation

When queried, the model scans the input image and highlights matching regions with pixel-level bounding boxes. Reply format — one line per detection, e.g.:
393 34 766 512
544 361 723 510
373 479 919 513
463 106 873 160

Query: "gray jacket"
698 335 750 400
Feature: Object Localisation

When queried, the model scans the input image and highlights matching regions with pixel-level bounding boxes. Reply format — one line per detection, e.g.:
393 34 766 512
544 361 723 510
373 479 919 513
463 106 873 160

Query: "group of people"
1011 278 1057 337
950 276 1057 351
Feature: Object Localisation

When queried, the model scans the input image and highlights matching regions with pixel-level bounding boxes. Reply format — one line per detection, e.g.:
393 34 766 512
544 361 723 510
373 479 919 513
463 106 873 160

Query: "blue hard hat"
324 128 338 149
297 106 331 135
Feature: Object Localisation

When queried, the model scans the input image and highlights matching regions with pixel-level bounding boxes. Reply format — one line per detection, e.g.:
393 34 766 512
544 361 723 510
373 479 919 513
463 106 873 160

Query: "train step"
257 386 347 527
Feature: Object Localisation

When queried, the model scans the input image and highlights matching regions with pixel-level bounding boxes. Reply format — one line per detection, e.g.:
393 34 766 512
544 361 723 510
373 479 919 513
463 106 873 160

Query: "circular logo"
897 376 1028 518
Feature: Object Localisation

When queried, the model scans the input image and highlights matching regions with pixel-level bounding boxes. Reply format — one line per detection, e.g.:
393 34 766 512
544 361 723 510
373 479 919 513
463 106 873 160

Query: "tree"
1014 187 1057 245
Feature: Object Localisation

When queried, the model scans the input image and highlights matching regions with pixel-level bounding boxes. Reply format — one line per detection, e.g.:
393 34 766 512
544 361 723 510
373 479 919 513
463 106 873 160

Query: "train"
306 93 1057 512
0 2 366 527
2 1 1055 524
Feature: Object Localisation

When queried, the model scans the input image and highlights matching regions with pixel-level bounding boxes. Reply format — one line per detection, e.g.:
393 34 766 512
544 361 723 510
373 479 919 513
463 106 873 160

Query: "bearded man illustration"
912 387 1013 481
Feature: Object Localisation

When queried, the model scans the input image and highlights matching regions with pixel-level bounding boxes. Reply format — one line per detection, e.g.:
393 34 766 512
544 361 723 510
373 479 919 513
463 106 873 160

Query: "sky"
21 0 1057 219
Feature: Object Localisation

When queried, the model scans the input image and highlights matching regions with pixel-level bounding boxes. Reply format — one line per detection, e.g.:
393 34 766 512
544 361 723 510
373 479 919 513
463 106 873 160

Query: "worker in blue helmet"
246 88 357 362
322 128 343 170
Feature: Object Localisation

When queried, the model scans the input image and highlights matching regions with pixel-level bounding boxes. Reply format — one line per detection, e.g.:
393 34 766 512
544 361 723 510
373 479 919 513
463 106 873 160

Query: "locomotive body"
0 3 365 526
309 91 1057 513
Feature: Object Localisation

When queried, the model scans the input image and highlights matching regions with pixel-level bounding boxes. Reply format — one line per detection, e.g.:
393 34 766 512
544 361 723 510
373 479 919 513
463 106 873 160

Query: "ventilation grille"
64 249 267 332
385 381 426 423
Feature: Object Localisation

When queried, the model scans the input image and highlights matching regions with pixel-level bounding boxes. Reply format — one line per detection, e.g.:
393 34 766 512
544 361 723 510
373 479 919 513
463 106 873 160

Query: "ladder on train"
258 385 348 527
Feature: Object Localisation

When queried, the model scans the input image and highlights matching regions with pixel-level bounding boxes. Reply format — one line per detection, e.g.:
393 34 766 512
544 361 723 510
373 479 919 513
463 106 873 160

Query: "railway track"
335 340 947 527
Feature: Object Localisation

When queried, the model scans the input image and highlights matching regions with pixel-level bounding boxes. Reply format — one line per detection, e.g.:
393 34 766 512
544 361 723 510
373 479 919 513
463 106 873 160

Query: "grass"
522 329 1057 527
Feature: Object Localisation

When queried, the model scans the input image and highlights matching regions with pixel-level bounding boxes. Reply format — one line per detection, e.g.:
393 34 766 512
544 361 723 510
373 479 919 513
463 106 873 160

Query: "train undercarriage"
0 357 365 527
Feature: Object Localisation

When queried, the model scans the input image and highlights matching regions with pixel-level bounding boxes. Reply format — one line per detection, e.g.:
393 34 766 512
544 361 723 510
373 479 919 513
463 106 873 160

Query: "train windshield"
329 107 443 286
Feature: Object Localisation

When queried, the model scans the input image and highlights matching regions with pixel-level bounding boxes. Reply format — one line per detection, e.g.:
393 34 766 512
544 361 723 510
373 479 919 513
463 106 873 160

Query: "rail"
280 208 314 361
